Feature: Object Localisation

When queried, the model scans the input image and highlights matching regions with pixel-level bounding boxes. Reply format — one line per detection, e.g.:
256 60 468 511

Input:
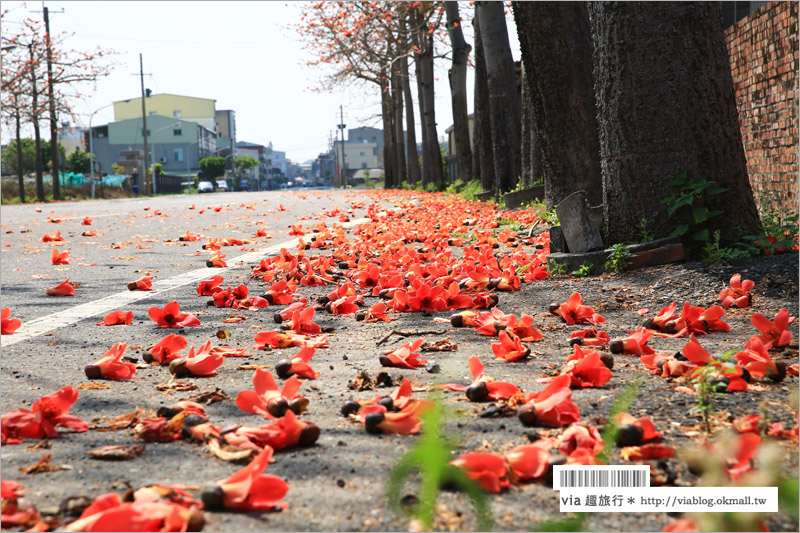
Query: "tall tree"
472 14 495 193
591 2 761 244
518 63 542 188
401 54 421 185
475 1 520 194
512 2 602 206
444 1 472 184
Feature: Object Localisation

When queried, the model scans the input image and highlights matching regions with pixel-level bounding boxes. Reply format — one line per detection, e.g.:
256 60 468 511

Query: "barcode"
553 466 650 490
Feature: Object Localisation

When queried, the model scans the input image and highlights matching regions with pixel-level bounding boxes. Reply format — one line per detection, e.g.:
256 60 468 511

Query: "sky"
2 1 520 164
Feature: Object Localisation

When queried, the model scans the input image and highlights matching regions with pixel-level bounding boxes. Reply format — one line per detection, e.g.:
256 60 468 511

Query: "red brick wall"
725 1 798 215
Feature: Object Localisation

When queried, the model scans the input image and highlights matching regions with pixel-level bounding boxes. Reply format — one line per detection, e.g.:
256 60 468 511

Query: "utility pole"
139 53 148 194
39 3 64 200
338 106 347 188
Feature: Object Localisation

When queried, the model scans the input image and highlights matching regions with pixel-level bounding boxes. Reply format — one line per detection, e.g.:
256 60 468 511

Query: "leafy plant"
703 230 757 265
742 211 799 257
532 175 544 187
387 397 493 531
542 207 559 226
547 260 568 277
636 217 654 243
571 261 594 277
661 170 726 254
458 180 483 201
604 243 632 273
689 350 737 436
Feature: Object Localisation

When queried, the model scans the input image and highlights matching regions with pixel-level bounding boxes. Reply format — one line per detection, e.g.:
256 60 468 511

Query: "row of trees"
298 2 762 244
1 8 113 202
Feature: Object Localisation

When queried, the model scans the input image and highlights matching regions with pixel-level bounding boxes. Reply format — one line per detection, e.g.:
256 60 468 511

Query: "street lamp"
150 121 181 195
88 102 115 200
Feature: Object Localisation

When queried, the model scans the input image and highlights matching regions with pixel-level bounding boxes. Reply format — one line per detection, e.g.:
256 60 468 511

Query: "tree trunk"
392 62 407 187
28 45 45 202
518 63 543 188
512 1 602 207
14 104 26 203
445 1 473 184
402 55 421 186
380 67 396 189
472 15 495 193
591 2 761 244
476 1 520 194
414 52 431 187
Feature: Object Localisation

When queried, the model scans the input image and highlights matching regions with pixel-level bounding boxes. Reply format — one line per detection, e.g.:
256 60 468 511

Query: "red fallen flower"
146 333 187 365
275 346 320 379
610 327 655 355
210 345 249 357
560 347 612 388
357 401 432 435
127 275 154 291
735 337 781 380
406 282 448 312
40 230 64 242
273 300 309 323
254 331 328 350
492 330 531 362
720 273 754 308
46 278 75 296
1 308 21 335
566 447 604 466
169 340 224 377
222 410 320 451
329 295 359 316
206 253 228 268
85 342 136 380
262 279 297 305
236 370 307 419
289 224 305 236
439 356 521 402
695 305 730 333
1 386 88 444
748 308 794 349
661 518 699 532
552 292 605 325
287 306 322 335
64 492 200 532
559 424 604 456
95 310 134 326
614 412 663 445
201 445 289 511
148 301 200 328
505 440 553 481
197 275 224 296
380 338 427 369
179 230 202 241
51 248 70 265
357 378 420 411
640 352 694 378
681 334 714 366
518 375 581 428
444 281 473 310
732 414 766 435
569 328 610 347
81 216 92 225
450 452 510 493
726 432 762 481
356 302 394 323
620 443 675 461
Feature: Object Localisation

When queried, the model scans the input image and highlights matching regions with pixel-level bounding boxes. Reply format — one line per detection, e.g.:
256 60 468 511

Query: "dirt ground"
1 190 798 532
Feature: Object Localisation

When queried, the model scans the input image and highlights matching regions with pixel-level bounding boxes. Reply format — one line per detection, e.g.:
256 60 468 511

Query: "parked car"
198 181 214 193
237 180 251 192
216 180 229 192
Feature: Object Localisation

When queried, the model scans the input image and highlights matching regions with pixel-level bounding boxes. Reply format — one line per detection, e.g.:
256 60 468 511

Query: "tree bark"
476 1 520 194
512 1 602 207
14 104 26 203
591 2 761 244
391 61 407 187
401 55 421 186
445 1 473 184
380 66 396 189
472 15 495 194
28 44 46 202
519 63 543 188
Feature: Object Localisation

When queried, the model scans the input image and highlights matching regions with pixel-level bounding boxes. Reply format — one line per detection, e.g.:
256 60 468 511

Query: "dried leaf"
20 454 71 475
206 439 256 463
235 364 271 370
348 370 375 391
155 381 198 393
88 444 145 461
421 337 458 352
90 407 152 431
186 388 231 405
78 382 113 390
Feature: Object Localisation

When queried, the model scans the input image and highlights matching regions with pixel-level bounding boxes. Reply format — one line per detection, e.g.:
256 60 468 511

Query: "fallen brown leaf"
88 444 145 461
78 382 113 390
155 381 198 393
20 454 71 475
186 388 231 405
90 407 152 431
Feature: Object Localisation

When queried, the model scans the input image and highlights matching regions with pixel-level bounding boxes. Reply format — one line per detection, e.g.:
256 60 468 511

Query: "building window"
173 110 182 118
360 152 365 157
148 111 157 116
174 148 183 162
173 129 182 136
362 163 367 169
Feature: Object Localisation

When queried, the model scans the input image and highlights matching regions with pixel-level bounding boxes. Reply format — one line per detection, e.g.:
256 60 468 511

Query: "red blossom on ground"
553 292 605 325
1 308 21 335
148 301 200 328
519 375 581 428
610 327 655 355
559 424 604 456
439 356 521 401
127 275 154 291
735 336 781 380
748 308 794 349
46 278 75 296
560 346 613 388
206 253 227 268
202 446 289 511
146 333 188 365
276 346 320 379
169 340 224 377
40 230 64 242
288 306 322 335
450 452 510 493
85 342 136 380
492 330 531 362
380 338 427 369
236 370 307 419
356 399 433 435
51 248 70 265
569 328 610 347
95 310 134 326
719 273 754 308
197 275 224 296
1 386 88 444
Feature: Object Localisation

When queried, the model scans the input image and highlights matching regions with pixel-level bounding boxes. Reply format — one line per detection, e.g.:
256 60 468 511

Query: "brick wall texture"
725 1 798 215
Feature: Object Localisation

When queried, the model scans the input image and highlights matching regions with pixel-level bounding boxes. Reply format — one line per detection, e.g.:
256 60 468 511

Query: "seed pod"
200 483 225 510
266 397 290 418
274 359 293 379
341 400 361 417
355 310 367 322
169 358 192 378
126 281 138 291
184 414 206 427
609 340 623 354
364 411 385 434
616 424 644 447
518 403 538 427
769 362 786 383
289 397 310 415
83 364 102 380
642 319 658 331
599 352 615 370
261 293 275 305
273 312 284 324
548 303 560 315
450 313 465 327
569 337 583 347
298 422 320 446
465 381 490 402
142 351 155 364
186 508 206 532
377 396 394 411
378 355 394 367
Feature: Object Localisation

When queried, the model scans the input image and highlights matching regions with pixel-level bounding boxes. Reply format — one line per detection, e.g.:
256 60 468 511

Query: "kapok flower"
206 253 227 268
236 370 308 419
287 306 322 335
552 292 605 325
201 446 289 511
197 275 224 296
274 346 320 380
40 230 64 242
148 301 200 328
261 279 296 305
735 336 782 380
681 334 714 366
273 300 309 323
639 353 694 378
609 327 655 355
748 308 794 349
559 424 604 456
492 330 531 362
1 386 88 444
504 441 552 481
81 216 92 225
95 310 134 326
726 432 762 481
63 492 201 532
145 334 187 365
569 328 610 347
719 273 754 308
614 412 662 446
379 338 427 369
357 400 432 435
254 331 328 350
51 248 70 265
1 308 21 335
561 347 613 388
169 340 224 377
127 275 154 291
355 302 394 323
222 410 320 451
439 356 521 401
450 452 510 493
518 375 581 428
84 342 136 380
46 278 75 296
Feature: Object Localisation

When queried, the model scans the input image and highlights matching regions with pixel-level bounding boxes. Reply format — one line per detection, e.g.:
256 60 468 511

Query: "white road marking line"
1 217 369 347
